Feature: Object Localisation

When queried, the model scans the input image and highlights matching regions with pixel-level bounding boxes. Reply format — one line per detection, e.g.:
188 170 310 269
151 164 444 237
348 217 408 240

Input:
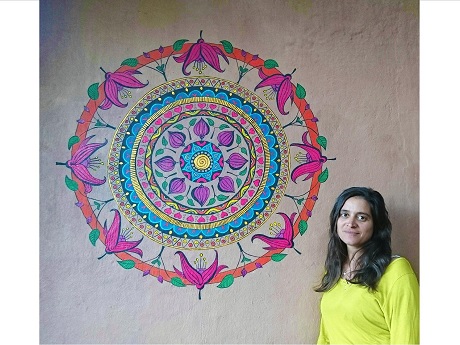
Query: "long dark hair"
314 187 392 292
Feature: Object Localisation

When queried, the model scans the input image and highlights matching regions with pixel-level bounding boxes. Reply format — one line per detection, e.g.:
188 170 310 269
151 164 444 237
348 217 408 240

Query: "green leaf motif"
264 59 279 69
220 40 234 54
174 195 185 201
240 147 248 155
207 197 216 206
318 168 329 183
89 229 100 246
162 181 168 190
155 170 164 178
271 253 287 262
207 118 215 126
156 64 165 73
117 260 136 269
241 256 251 263
296 83 307 99
236 135 241 145
239 167 247 176
171 276 186 287
239 66 248 74
87 83 99 100
187 199 195 207
173 39 189 52
121 58 138 67
151 259 161 266
219 124 229 130
174 124 184 130
94 119 105 128
65 175 79 191
155 148 165 156
162 137 168 146
216 195 228 201
217 274 234 288
298 220 308 236
67 136 80 150
236 178 242 187
316 136 327 150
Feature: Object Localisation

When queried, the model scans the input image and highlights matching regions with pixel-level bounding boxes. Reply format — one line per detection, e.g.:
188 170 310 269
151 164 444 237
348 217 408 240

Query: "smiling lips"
343 230 359 236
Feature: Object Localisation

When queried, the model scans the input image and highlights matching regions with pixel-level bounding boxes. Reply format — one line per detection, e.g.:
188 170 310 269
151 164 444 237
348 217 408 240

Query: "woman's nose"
346 218 357 227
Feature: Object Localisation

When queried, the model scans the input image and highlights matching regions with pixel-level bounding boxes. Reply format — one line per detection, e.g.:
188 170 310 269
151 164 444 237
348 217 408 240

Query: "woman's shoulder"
385 255 417 278
377 255 419 294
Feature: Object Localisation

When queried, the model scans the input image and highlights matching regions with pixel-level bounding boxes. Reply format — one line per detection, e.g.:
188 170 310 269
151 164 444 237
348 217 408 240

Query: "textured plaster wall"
40 0 419 344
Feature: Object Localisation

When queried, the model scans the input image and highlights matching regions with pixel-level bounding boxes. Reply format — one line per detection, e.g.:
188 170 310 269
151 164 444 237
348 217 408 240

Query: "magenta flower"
154 156 177 172
217 131 234 147
174 250 227 300
168 131 186 148
57 135 107 194
254 68 296 115
251 212 300 254
226 152 247 170
99 67 148 110
193 118 210 139
169 178 186 194
217 176 235 193
191 185 210 207
174 30 229 76
98 209 143 259
291 131 335 183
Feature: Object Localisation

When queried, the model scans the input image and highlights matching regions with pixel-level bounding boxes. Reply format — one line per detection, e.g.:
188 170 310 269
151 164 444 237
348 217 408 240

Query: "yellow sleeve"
386 270 420 344
317 316 329 344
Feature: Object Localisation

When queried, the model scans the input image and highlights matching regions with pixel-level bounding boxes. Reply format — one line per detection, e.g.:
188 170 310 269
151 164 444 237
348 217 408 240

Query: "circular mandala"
58 32 334 299
108 77 289 249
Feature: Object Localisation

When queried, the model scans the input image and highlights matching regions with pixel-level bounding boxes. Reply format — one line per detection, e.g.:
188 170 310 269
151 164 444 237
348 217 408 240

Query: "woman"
315 187 419 344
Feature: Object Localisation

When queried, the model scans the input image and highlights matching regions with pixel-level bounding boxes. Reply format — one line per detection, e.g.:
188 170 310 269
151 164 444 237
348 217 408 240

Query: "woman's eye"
358 215 367 221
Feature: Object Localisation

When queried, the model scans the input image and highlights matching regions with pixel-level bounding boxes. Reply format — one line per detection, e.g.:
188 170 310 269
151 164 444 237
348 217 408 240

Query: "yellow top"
317 257 419 344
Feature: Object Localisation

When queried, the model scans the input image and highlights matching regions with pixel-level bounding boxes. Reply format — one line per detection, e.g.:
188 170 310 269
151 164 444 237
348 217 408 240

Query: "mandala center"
180 141 224 183
193 153 211 170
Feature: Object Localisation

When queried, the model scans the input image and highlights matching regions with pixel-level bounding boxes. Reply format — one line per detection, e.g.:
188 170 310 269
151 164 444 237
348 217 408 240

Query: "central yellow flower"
193 154 211 170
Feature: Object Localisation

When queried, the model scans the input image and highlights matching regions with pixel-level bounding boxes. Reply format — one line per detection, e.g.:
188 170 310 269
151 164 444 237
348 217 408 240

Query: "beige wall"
40 0 419 343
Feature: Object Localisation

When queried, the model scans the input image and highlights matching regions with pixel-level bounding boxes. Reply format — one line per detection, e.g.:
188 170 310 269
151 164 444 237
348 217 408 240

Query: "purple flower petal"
217 176 235 193
226 153 247 170
154 156 176 172
217 131 234 147
169 178 186 194
193 118 210 139
168 131 186 148
192 185 210 207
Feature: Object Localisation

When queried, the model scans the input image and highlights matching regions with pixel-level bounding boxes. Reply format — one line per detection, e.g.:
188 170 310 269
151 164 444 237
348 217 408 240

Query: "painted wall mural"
56 30 335 300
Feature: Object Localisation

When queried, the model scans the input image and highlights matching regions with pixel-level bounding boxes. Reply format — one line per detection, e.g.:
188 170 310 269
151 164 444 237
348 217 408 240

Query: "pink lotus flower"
98 209 143 259
174 250 227 299
99 67 148 109
254 68 296 115
291 131 335 183
174 30 229 76
59 135 107 194
251 212 300 254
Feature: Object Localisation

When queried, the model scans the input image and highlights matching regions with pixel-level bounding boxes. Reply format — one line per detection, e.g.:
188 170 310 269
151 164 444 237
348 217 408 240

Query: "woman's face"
337 196 374 251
